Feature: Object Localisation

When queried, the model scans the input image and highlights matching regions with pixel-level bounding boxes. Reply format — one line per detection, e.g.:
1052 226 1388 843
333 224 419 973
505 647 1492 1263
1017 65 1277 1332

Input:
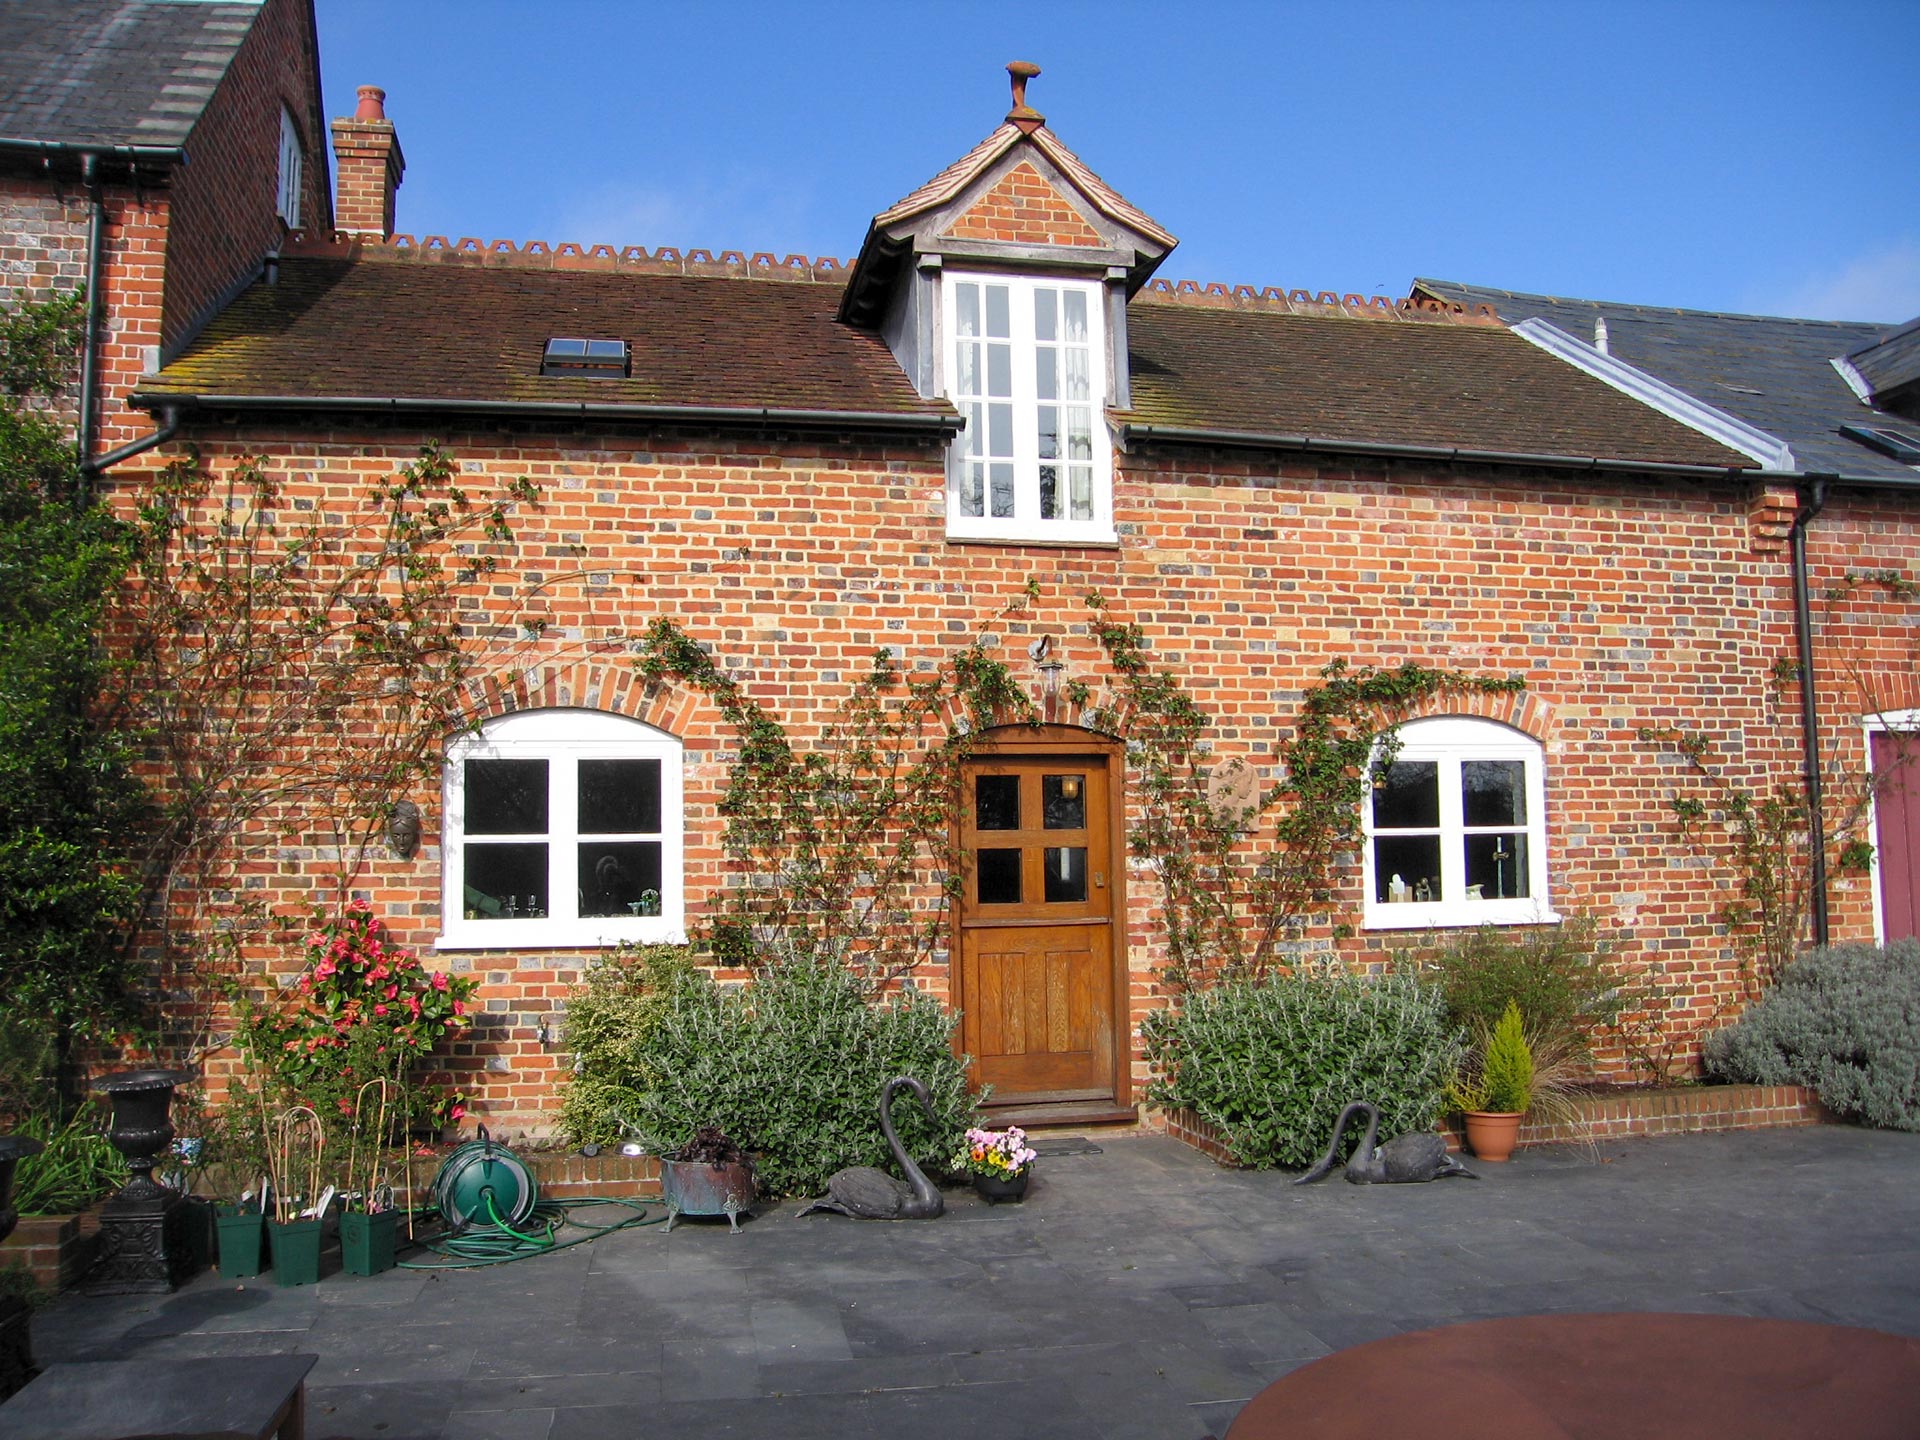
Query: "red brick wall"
163 0 329 355
946 162 1103 247
105 382 1916 1138
0 170 170 451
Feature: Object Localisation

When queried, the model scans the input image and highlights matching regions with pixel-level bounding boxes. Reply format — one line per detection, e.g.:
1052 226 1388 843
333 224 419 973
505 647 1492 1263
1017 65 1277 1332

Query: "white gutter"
1511 317 1797 472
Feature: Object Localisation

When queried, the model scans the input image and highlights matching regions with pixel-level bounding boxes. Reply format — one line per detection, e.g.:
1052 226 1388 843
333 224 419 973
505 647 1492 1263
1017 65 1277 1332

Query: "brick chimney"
330 85 405 239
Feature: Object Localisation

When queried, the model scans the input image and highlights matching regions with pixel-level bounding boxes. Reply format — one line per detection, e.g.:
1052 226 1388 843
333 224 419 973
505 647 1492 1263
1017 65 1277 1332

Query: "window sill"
1362 902 1561 932
435 917 685 951
944 531 1120 550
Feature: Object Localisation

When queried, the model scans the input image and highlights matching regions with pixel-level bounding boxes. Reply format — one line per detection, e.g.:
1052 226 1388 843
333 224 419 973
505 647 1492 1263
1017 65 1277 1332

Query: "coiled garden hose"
396 1194 666 1269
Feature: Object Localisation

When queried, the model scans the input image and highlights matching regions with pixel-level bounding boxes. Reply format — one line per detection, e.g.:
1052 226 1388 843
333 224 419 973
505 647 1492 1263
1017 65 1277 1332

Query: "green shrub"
11 1102 122 1215
1479 1001 1535 1112
1399 915 1626 1064
568 957 976 1197
558 944 699 1145
1142 969 1461 1169
1703 940 1920 1129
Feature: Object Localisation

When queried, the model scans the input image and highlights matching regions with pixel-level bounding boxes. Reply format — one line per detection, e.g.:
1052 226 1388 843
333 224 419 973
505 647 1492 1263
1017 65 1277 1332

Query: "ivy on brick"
637 592 1038 983
1083 591 1525 985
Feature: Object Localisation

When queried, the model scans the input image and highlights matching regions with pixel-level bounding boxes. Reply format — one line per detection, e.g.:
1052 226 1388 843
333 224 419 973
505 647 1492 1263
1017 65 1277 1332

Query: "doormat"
1031 1138 1104 1157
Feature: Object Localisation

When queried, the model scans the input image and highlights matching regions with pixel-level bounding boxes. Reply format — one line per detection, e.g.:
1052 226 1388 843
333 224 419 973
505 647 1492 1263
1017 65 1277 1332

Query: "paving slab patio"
22 1125 1920 1439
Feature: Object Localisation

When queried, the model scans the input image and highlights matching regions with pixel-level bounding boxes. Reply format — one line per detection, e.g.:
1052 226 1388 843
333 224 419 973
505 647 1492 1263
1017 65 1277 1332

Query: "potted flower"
655 1125 757 1232
953 1125 1037 1203
263 1106 327 1286
1450 1000 1534 1162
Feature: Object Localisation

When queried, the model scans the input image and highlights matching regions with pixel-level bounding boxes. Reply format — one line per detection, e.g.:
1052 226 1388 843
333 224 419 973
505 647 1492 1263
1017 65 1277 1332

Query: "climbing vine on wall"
1080 592 1526 986
637 592 1039 984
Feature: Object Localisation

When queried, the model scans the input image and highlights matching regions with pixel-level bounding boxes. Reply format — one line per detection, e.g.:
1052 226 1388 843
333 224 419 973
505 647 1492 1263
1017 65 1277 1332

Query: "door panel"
958 755 1117 1105
1874 731 1919 941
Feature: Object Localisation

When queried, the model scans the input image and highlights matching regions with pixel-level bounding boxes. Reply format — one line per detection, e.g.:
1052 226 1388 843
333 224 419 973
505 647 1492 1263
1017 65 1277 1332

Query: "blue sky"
315 1 1920 323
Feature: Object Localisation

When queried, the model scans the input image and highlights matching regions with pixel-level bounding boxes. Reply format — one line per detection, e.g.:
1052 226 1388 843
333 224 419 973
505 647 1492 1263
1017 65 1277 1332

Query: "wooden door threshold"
979 1099 1140 1129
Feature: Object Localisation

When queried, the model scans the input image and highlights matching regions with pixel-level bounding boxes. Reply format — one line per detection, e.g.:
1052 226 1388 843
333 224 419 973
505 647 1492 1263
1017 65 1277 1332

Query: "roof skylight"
1841 424 1920 465
542 338 629 378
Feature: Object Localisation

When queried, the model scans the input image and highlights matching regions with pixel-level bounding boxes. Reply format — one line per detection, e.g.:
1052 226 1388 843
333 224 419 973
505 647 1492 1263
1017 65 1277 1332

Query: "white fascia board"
1511 317 1797 472
1830 354 1875 405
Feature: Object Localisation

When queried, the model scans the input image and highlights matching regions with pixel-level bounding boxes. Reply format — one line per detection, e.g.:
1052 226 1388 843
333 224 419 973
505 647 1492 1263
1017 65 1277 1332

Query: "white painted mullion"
549 756 578 924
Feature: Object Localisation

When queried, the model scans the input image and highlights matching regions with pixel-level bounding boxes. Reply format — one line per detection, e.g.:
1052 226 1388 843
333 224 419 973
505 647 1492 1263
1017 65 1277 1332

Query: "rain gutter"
1117 422 1750 479
128 392 964 436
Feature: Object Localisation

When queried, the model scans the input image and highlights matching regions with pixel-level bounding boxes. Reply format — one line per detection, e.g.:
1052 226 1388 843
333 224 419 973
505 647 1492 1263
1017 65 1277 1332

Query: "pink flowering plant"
239 900 477 1133
952 1125 1037 1182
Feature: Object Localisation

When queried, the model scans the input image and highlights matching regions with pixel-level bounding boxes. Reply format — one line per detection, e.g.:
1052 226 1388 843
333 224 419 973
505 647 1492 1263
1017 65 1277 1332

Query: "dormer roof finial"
1006 61 1044 134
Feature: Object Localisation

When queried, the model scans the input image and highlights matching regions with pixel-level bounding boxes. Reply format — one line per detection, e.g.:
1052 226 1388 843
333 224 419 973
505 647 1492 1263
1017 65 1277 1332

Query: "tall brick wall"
0 170 169 450
104 386 1917 1137
163 0 329 356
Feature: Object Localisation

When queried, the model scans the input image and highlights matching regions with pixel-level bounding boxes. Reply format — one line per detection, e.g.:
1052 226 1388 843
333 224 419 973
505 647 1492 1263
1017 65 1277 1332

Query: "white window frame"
941 269 1115 544
1361 716 1557 930
276 106 302 227
438 709 684 950
1862 709 1920 944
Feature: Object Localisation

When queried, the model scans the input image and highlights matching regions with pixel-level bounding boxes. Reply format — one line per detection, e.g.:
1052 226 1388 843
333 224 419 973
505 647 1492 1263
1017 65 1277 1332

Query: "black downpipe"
1790 479 1831 947
77 151 106 502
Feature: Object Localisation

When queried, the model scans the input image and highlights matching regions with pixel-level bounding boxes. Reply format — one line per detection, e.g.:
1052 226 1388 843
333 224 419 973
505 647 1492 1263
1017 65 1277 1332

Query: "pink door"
1873 731 1920 941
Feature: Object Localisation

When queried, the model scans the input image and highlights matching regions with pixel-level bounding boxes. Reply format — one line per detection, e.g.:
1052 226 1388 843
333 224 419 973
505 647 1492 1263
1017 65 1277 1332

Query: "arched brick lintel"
458 656 695 739
1398 685 1553 744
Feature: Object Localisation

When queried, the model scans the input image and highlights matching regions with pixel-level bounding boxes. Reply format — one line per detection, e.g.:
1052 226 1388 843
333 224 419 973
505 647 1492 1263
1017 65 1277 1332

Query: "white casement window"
439 710 683 949
276 106 302 227
944 271 1113 543
1362 717 1556 930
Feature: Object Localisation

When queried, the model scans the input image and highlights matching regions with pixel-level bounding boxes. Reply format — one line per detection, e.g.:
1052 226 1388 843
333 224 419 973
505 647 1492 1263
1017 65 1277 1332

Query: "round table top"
1225 1312 1920 1440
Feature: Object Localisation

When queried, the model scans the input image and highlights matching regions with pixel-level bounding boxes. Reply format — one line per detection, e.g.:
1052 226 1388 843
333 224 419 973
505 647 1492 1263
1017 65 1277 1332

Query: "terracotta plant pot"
1463 1110 1524 1162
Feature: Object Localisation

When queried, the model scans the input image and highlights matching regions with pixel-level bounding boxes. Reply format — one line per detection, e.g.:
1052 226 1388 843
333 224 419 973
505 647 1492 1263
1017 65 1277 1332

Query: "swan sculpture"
798 1075 946 1220
1294 1100 1477 1185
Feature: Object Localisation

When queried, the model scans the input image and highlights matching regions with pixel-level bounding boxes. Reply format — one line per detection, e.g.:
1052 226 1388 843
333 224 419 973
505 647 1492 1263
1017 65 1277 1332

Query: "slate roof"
132 257 956 425
1415 279 1920 483
136 253 1754 473
0 0 260 151
1119 299 1752 471
1847 316 1920 409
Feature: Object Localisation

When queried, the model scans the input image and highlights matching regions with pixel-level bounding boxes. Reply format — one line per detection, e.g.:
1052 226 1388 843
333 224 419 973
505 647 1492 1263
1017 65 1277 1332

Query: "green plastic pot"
339 1209 398 1276
266 1218 322 1287
215 1206 267 1279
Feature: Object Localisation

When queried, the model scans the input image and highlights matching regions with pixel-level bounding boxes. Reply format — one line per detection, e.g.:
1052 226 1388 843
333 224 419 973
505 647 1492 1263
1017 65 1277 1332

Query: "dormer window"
542 338 630 378
944 272 1113 543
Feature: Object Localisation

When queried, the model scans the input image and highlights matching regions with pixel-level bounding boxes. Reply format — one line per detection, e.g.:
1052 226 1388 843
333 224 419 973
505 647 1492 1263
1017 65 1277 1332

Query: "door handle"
1094 871 1105 889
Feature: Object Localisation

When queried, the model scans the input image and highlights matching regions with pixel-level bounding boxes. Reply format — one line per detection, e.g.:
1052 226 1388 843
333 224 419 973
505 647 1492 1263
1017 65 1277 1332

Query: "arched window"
439 709 683 948
1362 717 1555 930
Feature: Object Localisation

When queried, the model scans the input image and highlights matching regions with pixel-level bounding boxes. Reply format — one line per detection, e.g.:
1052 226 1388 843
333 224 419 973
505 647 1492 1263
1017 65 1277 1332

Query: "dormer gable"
842 65 1174 546
840 65 1175 330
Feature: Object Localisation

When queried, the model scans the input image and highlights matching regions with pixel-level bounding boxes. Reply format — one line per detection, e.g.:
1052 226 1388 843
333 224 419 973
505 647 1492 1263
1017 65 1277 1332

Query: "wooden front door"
957 749 1122 1107
1873 729 1920 942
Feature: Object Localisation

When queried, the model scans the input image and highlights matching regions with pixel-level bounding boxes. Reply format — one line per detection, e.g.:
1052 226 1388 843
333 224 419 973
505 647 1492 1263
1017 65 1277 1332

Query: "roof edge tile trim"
282 230 857 283
1139 282 1501 326
1512 317 1796 470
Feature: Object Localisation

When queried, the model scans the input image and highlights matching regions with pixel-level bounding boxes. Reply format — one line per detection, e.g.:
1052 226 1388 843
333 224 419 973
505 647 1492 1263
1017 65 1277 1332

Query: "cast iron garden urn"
82 1068 197 1294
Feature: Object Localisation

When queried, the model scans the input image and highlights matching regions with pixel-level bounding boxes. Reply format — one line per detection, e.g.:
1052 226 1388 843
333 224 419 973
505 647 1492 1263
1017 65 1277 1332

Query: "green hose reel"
430 1126 538 1232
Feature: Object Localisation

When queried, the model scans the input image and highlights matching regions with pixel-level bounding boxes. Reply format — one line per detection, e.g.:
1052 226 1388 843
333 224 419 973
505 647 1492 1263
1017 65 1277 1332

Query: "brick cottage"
6 0 1919 1135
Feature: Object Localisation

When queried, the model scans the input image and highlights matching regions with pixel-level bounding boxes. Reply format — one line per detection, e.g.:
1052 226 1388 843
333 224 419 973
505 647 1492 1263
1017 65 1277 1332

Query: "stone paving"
26 1125 1920 1439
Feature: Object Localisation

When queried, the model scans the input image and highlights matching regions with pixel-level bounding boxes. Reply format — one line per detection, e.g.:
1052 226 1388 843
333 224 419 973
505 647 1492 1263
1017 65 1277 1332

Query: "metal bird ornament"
798 1076 945 1220
1294 1100 1477 1185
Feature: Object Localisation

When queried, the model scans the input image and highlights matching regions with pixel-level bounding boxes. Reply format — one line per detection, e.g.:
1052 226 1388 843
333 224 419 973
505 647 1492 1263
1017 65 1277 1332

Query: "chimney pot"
354 85 388 121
